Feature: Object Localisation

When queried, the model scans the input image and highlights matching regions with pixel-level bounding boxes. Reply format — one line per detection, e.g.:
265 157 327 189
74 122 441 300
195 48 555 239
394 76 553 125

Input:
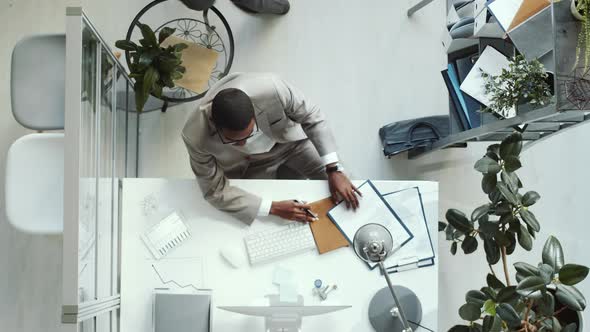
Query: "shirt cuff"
257 198 273 217
320 152 339 166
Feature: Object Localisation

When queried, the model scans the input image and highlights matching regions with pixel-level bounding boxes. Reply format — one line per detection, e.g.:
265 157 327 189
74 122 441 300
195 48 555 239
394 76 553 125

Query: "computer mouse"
220 246 245 269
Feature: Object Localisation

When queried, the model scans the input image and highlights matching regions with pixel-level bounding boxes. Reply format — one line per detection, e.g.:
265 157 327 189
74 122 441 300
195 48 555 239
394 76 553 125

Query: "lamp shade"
353 223 394 263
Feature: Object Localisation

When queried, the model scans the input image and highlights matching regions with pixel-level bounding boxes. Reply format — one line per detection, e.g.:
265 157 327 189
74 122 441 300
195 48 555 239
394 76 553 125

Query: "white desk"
120 179 438 332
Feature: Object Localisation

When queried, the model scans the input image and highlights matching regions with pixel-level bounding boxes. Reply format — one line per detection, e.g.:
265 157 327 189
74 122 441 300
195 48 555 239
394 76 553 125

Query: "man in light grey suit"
182 73 360 224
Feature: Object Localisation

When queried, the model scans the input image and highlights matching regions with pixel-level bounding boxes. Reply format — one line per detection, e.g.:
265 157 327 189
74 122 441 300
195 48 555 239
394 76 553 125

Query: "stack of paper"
327 180 435 274
141 212 192 260
382 188 435 273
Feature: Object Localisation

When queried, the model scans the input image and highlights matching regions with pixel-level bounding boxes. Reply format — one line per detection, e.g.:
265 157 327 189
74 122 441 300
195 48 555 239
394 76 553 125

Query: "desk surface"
120 179 439 332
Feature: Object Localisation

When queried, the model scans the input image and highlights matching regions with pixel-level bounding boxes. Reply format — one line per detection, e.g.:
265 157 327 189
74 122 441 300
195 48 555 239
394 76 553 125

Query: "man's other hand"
328 172 361 209
270 200 316 222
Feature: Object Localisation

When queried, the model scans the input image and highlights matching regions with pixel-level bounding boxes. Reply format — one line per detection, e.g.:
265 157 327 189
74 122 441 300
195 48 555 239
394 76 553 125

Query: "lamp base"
368 286 422 332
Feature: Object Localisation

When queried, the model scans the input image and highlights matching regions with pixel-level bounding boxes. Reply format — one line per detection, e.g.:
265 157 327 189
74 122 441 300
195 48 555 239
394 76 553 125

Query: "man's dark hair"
211 88 254 131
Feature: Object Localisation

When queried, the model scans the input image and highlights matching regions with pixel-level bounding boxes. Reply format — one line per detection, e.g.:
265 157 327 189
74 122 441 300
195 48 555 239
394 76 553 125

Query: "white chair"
11 34 65 130
5 133 64 234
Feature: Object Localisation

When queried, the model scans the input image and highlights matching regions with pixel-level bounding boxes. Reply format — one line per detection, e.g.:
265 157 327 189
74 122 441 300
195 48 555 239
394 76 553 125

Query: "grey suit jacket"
181 72 337 224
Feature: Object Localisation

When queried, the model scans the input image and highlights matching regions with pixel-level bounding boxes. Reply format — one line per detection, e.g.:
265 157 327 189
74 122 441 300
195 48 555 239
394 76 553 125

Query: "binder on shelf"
442 69 469 131
454 54 483 128
380 187 436 274
447 63 473 129
453 61 483 128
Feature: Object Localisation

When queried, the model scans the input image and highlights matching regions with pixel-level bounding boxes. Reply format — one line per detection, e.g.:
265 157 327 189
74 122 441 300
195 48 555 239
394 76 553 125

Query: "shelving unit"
408 0 590 158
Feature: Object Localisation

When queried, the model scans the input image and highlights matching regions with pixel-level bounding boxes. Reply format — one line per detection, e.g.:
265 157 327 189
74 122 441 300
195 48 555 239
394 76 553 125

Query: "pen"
294 200 319 220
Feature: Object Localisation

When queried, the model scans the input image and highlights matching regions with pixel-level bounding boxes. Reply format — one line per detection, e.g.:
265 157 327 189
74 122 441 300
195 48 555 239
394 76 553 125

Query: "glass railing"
62 7 137 331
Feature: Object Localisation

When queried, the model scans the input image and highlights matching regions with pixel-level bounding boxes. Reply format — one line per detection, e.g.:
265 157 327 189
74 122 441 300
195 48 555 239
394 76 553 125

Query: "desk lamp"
353 223 422 332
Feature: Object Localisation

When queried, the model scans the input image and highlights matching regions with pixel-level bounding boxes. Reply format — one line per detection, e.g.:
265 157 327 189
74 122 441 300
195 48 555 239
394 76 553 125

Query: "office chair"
5 133 64 234
11 34 66 130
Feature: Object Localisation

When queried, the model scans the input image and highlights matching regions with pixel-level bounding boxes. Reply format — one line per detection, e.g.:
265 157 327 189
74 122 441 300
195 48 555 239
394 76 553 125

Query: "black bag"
379 115 450 157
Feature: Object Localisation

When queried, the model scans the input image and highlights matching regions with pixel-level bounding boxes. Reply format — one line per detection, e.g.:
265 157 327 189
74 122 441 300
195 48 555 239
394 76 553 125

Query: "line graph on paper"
150 257 208 292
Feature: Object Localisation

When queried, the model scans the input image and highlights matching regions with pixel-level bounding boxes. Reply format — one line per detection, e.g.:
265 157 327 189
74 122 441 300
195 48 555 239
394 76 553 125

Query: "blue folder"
447 63 473 129
442 69 469 131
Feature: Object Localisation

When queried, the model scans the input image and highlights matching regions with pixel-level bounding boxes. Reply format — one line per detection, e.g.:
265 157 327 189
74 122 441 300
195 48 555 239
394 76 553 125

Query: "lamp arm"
378 261 413 331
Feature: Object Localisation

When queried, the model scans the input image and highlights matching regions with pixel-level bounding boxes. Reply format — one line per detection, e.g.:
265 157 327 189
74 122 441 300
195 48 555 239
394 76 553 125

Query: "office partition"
62 8 138 332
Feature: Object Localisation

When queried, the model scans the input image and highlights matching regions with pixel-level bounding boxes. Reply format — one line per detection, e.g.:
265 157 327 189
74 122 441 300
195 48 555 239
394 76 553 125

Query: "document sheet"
328 180 413 269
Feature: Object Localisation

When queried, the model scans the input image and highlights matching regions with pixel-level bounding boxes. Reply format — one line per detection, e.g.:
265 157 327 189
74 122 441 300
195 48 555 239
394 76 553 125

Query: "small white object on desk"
272 266 299 303
220 246 246 269
141 212 191 260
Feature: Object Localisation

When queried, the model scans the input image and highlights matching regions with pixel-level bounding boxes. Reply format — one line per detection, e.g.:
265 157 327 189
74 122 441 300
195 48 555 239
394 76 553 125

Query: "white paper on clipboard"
327 180 413 269
382 187 435 270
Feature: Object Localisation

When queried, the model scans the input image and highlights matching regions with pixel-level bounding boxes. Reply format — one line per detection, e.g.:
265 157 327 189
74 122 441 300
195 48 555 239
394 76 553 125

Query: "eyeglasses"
216 117 260 145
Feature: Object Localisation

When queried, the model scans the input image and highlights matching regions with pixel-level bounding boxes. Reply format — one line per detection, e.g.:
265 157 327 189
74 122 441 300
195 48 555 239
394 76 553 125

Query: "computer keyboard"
244 222 317 265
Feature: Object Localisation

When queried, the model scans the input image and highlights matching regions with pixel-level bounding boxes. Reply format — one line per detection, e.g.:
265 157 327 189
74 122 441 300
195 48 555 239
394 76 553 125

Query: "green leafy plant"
439 132 589 331
574 0 590 69
481 56 552 118
115 24 188 112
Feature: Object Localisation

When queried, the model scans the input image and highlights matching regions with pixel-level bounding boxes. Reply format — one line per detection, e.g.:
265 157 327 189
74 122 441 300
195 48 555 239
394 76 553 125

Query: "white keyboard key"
244 223 317 265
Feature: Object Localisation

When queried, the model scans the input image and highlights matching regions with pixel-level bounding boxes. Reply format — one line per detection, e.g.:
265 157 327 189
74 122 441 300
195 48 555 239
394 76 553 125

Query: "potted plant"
572 0 590 69
439 132 589 331
480 55 552 119
115 24 188 112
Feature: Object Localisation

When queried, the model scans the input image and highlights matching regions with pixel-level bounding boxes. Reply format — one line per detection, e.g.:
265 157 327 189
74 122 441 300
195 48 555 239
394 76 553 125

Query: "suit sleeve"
181 134 261 224
271 76 338 159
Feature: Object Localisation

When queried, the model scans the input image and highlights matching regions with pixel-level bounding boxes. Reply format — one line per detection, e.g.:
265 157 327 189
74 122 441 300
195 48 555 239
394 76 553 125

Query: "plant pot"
571 0 585 21
546 288 585 331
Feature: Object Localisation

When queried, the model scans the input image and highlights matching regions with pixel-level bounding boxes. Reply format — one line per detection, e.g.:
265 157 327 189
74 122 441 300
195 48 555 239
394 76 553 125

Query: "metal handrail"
80 11 134 87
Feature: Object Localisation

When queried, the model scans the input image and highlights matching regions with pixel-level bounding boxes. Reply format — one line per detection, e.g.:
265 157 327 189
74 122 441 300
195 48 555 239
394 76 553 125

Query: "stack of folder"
309 180 435 274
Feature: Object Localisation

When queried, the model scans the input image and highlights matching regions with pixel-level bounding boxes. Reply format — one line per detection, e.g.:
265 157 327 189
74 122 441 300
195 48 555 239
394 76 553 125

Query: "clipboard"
385 258 435 274
308 197 349 254
381 187 436 274
327 180 413 270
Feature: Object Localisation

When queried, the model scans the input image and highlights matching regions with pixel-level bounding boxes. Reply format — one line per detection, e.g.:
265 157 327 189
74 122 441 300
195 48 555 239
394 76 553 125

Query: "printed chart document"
328 180 413 269
152 257 206 291
141 212 192 260
382 187 435 273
